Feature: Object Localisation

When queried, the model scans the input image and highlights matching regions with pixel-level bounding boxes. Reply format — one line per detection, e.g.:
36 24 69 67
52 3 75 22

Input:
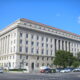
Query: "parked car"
0 68 3 73
72 68 80 72
60 68 73 73
56 68 63 72
40 68 51 73
60 69 70 73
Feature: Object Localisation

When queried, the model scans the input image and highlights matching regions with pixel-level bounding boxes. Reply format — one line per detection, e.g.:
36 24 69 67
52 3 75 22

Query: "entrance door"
31 62 34 70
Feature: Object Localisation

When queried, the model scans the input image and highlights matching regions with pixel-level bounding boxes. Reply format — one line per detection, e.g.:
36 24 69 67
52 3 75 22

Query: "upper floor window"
42 37 44 41
37 42 39 46
31 48 34 53
42 43 44 47
37 56 39 60
26 33 28 38
20 33 22 37
26 47 28 53
42 49 44 54
37 49 39 54
26 41 28 44
46 50 48 55
20 46 22 52
46 38 48 42
20 39 22 44
37 36 39 40
31 41 34 46
31 34 34 39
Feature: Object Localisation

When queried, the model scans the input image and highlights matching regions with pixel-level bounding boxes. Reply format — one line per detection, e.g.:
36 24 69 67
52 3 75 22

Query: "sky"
0 0 80 34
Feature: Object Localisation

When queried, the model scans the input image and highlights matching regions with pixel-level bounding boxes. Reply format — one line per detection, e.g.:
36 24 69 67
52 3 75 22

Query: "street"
0 72 80 80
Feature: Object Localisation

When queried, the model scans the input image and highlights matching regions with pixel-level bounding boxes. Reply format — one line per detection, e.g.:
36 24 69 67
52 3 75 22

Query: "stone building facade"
0 18 80 71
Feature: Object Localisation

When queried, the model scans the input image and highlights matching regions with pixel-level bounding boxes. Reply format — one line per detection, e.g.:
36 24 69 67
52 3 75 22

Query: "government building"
0 18 80 71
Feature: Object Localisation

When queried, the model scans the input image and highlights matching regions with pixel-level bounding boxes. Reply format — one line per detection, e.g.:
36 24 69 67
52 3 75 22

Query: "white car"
60 69 71 73
72 68 80 72
0 68 3 73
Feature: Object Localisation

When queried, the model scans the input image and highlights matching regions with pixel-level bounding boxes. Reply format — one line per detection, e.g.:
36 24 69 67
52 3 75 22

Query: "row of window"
20 33 53 42
19 55 53 61
20 46 53 55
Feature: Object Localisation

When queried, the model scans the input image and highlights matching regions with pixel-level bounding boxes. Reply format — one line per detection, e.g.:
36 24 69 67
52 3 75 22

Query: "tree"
77 52 80 61
72 61 80 68
53 50 74 68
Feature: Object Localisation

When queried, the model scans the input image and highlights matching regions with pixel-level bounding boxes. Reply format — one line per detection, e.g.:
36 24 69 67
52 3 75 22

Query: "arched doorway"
31 62 34 70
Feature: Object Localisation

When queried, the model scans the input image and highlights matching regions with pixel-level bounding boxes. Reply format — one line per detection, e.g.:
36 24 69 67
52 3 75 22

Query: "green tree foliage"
72 61 80 68
54 50 74 68
77 52 80 61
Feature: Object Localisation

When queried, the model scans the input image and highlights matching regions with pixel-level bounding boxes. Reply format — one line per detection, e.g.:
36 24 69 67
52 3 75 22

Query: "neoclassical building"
0 18 80 71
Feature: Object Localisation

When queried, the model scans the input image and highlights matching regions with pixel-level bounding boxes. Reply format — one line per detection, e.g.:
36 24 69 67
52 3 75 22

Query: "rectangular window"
37 49 39 54
46 38 48 42
26 34 28 38
20 46 22 52
26 56 28 59
42 49 44 54
46 44 48 47
31 48 34 53
51 50 52 55
37 36 39 40
42 37 44 41
26 41 28 44
42 57 44 60
26 47 28 53
31 35 34 39
31 41 34 46
20 39 22 44
20 33 22 37
46 50 48 55
37 42 39 46
37 56 39 60
42 43 44 47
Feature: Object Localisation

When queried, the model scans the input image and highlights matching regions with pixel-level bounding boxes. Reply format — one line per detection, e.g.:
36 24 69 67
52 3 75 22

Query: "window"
47 57 48 61
26 34 28 38
42 57 44 60
37 42 39 46
46 50 48 55
37 36 39 40
46 38 48 42
42 37 44 41
31 35 34 39
20 39 22 44
20 33 22 37
51 50 52 55
51 39 52 42
42 43 44 47
51 45 52 48
26 41 28 44
20 46 22 52
37 56 39 60
26 63 28 66
42 49 44 54
37 49 39 54
14 40 15 44
31 41 34 46
26 56 28 59
26 47 28 53
46 44 48 47
14 46 15 52
31 48 34 53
